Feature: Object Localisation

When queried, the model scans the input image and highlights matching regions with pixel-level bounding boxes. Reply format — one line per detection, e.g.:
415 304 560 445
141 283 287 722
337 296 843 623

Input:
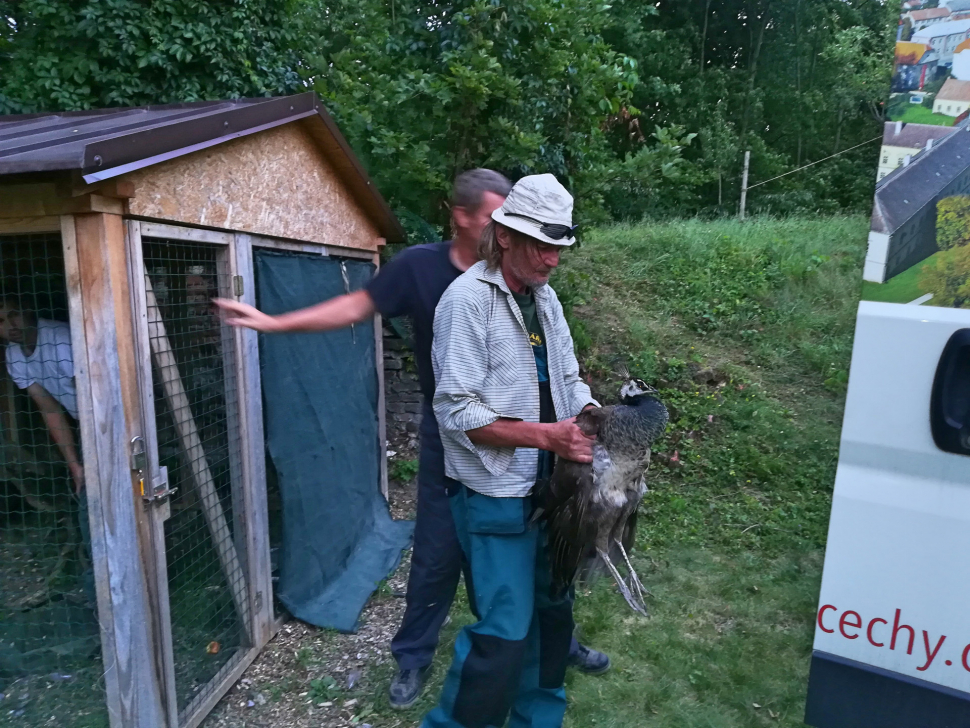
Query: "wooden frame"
230 233 274 648
125 220 181 728
0 216 62 234
129 220 277 727
140 221 233 245
129 216 380 260
373 250 389 500
63 212 167 728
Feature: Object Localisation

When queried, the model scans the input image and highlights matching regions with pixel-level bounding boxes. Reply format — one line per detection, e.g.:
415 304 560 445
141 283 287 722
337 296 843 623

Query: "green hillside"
364 216 870 727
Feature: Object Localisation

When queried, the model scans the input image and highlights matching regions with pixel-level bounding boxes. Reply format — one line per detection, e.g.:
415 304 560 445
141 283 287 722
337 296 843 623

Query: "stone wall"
383 327 422 453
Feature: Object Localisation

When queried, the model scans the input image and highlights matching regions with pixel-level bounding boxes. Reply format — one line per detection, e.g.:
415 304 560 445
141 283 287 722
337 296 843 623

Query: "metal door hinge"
233 275 245 297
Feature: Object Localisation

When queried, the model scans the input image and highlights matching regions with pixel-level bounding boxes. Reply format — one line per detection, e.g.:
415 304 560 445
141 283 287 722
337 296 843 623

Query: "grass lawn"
888 104 956 127
860 252 938 304
558 216 866 726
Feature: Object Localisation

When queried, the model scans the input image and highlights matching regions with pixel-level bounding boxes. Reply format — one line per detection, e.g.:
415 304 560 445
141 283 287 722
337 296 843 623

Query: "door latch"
131 436 177 503
147 465 176 502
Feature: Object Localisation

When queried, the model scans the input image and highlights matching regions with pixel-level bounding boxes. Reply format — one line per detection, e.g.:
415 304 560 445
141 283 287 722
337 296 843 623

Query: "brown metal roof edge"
0 96 269 124
81 94 318 177
0 92 405 243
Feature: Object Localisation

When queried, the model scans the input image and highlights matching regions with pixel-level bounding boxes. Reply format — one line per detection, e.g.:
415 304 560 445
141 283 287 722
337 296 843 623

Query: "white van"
805 31 970 723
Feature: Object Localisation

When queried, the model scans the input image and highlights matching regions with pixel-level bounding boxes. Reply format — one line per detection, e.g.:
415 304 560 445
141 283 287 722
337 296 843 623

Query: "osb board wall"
124 124 381 251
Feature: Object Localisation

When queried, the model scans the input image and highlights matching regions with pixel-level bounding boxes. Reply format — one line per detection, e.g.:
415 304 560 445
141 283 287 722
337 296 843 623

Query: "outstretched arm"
213 289 376 333
28 383 83 494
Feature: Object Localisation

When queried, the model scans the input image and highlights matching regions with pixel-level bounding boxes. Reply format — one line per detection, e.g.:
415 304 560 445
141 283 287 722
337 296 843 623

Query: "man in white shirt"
0 298 83 494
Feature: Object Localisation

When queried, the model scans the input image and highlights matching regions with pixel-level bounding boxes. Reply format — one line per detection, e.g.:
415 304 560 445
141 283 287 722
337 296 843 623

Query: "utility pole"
739 150 751 220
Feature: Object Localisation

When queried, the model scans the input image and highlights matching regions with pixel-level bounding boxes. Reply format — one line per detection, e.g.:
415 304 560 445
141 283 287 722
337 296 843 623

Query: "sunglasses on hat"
504 212 579 241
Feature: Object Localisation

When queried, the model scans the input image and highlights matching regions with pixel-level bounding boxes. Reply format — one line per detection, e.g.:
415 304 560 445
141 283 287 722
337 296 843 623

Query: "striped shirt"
432 261 598 497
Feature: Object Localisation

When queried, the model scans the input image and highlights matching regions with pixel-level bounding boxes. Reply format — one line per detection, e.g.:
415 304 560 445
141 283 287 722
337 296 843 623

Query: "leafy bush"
936 196 970 251
389 458 419 483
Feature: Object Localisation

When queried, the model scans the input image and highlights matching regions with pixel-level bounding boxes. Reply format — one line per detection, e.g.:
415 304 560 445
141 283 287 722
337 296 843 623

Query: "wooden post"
374 250 389 501
144 277 251 629
739 150 751 220
216 246 251 633
229 233 274 646
62 212 168 728
125 220 180 728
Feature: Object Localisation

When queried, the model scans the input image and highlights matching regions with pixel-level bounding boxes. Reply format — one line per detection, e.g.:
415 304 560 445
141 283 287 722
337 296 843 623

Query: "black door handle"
930 328 970 455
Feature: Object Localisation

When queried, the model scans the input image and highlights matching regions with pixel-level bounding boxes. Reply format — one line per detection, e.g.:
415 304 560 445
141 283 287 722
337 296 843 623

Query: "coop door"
131 228 257 726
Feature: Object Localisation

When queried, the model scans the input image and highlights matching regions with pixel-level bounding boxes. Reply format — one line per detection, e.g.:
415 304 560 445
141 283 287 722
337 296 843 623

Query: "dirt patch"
201 475 419 728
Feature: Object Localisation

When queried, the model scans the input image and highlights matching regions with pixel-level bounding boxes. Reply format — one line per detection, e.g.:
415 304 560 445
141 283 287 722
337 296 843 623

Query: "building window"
882 155 889 164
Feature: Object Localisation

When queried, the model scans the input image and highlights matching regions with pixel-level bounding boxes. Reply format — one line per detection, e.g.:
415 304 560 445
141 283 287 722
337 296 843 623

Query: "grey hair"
478 221 539 271
478 221 503 271
451 168 512 210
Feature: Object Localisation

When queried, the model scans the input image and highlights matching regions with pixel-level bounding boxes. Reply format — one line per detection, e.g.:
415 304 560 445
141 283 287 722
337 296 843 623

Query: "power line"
745 135 883 190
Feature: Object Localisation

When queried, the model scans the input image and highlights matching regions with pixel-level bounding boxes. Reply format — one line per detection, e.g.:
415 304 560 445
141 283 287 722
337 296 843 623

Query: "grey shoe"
567 643 611 675
389 666 430 709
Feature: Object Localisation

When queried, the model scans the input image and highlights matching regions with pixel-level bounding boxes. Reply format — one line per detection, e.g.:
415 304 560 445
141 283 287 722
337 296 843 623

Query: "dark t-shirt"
366 242 462 438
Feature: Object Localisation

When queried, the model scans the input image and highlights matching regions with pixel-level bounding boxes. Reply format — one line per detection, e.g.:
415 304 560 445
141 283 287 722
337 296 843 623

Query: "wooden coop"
0 93 404 728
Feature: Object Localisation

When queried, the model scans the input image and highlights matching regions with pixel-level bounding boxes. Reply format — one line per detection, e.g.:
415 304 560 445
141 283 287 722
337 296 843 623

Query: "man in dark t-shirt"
214 169 610 709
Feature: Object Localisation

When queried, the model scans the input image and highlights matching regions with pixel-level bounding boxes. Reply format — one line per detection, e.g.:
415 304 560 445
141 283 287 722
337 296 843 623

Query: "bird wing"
543 458 599 593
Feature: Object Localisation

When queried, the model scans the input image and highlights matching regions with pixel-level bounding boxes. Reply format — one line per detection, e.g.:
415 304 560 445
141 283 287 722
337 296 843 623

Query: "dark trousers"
391 431 477 670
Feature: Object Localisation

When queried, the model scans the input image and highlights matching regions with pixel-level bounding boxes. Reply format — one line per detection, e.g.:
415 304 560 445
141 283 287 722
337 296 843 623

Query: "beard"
508 250 552 289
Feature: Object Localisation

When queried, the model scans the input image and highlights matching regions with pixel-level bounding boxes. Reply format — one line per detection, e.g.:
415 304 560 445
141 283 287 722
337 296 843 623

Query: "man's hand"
69 461 85 495
466 416 595 462
542 417 595 463
213 299 282 332
213 290 375 334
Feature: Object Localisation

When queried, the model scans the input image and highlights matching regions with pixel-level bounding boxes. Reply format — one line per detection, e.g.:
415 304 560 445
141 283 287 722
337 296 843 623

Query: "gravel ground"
201 468 422 728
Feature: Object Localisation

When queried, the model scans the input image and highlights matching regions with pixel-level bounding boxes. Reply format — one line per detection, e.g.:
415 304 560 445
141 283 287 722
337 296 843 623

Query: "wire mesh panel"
0 233 108 727
142 238 250 722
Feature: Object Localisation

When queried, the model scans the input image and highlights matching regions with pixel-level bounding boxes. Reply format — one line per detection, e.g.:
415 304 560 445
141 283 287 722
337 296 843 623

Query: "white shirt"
6 318 78 419
432 261 597 497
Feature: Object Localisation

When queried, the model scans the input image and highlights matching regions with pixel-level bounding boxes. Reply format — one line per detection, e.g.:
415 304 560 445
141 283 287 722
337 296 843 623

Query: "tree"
0 0 301 114
937 196 970 251
299 0 640 227
919 244 970 308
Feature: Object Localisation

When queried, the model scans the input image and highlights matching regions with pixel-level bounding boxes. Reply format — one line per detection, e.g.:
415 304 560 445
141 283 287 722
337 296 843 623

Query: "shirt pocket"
463 487 529 535
486 332 523 387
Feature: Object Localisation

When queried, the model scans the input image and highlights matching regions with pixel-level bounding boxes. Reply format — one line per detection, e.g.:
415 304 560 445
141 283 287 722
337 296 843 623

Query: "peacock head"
619 378 657 402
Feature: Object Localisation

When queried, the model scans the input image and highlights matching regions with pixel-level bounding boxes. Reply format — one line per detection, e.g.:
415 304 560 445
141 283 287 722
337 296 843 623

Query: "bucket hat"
491 173 577 246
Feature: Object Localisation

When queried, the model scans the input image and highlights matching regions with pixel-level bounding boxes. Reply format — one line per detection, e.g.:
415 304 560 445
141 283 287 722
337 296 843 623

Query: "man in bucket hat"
425 173 597 727
216 170 608 710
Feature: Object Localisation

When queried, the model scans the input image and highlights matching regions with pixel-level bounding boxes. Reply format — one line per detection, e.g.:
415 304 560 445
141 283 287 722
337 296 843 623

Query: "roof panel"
873 121 970 235
0 94 405 242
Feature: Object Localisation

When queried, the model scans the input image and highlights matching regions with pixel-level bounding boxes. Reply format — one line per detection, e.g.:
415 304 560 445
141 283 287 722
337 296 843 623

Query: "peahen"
535 379 668 614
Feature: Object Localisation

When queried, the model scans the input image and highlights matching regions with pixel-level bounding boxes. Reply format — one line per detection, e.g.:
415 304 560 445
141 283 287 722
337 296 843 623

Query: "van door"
805 300 970 726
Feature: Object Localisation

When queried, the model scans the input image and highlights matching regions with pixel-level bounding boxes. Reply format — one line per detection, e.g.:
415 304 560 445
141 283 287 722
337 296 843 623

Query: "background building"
866 121 970 282
933 77 970 115
913 18 970 66
877 121 955 181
